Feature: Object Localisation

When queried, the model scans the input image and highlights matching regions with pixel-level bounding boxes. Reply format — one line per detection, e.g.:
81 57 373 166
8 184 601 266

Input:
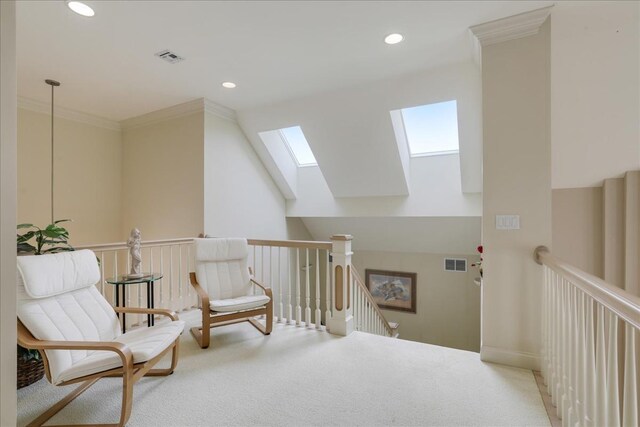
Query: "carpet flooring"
18 311 549 426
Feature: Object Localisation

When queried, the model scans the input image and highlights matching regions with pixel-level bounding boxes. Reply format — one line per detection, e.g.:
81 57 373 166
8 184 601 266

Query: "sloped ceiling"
238 61 483 199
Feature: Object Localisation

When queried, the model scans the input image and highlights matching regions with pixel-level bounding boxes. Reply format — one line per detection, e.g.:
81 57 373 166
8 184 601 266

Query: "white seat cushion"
54 320 185 384
210 294 270 313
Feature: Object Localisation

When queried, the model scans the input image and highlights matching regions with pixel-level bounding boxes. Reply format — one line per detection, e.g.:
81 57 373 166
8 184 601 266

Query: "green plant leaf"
42 229 67 238
17 223 34 229
17 242 36 253
54 219 72 224
43 246 75 254
17 231 36 243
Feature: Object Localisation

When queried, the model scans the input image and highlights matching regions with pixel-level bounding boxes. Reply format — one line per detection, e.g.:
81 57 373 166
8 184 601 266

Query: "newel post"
327 234 354 336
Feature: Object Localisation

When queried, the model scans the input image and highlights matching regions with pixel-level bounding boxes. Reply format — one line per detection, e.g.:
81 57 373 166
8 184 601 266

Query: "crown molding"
120 98 205 130
469 6 552 47
17 97 121 131
204 98 237 122
120 98 236 130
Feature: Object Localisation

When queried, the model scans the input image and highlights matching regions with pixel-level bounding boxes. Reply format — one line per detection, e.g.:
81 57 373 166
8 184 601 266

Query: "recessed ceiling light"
222 82 237 89
384 33 404 45
67 1 95 17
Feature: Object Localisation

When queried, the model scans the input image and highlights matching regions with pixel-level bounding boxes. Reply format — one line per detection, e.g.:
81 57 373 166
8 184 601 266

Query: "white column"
327 235 354 336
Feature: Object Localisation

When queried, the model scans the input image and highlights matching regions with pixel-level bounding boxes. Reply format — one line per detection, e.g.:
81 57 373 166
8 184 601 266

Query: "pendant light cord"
45 79 60 225
50 83 54 224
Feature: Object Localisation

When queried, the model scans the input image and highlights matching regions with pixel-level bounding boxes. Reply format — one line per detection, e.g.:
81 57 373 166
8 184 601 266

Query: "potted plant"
16 219 73 388
471 245 483 286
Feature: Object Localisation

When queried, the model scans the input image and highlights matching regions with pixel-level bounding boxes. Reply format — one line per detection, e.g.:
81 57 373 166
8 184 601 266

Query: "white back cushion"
17 251 121 383
18 250 100 298
194 238 251 300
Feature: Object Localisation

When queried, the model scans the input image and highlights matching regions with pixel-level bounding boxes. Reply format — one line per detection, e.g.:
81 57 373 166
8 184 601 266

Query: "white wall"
302 216 481 255
122 112 204 240
480 19 552 370
204 111 288 239
353 251 481 352
288 154 481 218
238 60 483 204
17 108 123 245
1 1 17 424
551 1 640 189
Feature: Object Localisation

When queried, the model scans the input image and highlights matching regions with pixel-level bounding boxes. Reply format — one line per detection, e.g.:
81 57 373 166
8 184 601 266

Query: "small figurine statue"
126 228 142 277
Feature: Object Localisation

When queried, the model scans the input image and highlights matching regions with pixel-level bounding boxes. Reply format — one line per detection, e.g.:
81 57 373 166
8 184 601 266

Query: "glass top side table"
106 273 163 333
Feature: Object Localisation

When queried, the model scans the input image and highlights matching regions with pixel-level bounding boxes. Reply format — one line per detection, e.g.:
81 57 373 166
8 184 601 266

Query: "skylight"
401 100 459 157
280 126 317 166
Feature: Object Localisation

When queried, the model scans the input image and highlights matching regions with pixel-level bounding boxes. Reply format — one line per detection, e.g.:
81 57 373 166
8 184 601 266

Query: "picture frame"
365 269 417 313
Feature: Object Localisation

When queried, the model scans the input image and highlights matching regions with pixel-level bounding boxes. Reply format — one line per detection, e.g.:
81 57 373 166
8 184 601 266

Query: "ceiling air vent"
444 258 467 272
155 49 184 64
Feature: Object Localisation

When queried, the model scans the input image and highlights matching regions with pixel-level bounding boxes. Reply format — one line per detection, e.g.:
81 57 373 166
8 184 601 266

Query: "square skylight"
401 100 460 157
280 126 317 166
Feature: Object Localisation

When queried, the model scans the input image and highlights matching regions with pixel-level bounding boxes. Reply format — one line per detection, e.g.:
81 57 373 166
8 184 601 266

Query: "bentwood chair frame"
17 306 180 427
189 273 273 348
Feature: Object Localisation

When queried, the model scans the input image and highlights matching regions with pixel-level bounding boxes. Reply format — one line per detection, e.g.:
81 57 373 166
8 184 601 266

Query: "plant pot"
17 357 44 389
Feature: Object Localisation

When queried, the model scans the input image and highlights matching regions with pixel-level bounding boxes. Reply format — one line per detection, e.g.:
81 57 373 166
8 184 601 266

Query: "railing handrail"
352 268 395 336
76 237 333 252
534 245 640 330
247 238 332 250
76 237 194 251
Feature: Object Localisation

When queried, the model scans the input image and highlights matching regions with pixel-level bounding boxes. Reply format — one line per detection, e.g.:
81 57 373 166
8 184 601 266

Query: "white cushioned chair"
189 238 272 348
17 250 184 427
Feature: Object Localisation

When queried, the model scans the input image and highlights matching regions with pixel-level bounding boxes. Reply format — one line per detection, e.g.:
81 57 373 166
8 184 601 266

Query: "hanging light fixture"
45 79 60 224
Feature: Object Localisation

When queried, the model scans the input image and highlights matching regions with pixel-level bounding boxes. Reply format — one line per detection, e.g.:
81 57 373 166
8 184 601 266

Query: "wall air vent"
155 50 185 64
444 258 467 272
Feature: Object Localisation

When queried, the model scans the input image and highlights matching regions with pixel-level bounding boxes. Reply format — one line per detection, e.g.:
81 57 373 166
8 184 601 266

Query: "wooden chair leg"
26 379 99 427
247 314 272 335
118 371 134 427
191 310 211 348
146 340 180 376
265 300 273 334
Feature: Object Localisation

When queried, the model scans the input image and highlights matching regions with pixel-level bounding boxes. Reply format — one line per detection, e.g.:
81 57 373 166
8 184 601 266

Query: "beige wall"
122 112 204 240
17 109 122 245
552 187 603 277
551 1 640 189
1 1 17 424
286 217 313 241
353 251 481 352
481 19 552 369
204 111 287 239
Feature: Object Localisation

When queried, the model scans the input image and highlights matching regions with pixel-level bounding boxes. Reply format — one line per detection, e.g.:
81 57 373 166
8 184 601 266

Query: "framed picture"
365 269 417 313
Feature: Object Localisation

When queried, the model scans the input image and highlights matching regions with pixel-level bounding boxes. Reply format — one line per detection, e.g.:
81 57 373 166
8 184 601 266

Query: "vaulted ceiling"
17 1 552 121
16 1 556 204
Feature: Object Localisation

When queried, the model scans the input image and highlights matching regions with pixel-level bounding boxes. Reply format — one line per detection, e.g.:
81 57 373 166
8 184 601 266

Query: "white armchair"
17 249 184 427
189 238 273 348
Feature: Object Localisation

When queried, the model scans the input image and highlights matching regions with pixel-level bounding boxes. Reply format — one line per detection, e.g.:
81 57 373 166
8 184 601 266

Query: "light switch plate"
496 215 520 230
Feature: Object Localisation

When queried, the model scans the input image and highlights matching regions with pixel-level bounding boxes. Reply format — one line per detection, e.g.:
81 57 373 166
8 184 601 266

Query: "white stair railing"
77 237 335 330
535 246 639 427
79 235 397 339
77 238 196 329
245 239 332 329
351 268 398 338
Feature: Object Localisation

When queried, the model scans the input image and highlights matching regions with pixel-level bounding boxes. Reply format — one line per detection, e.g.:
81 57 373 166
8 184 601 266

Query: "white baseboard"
480 345 540 370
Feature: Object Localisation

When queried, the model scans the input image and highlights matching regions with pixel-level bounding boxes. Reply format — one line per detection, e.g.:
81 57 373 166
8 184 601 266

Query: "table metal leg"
150 281 155 326
146 281 152 326
121 284 126 334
